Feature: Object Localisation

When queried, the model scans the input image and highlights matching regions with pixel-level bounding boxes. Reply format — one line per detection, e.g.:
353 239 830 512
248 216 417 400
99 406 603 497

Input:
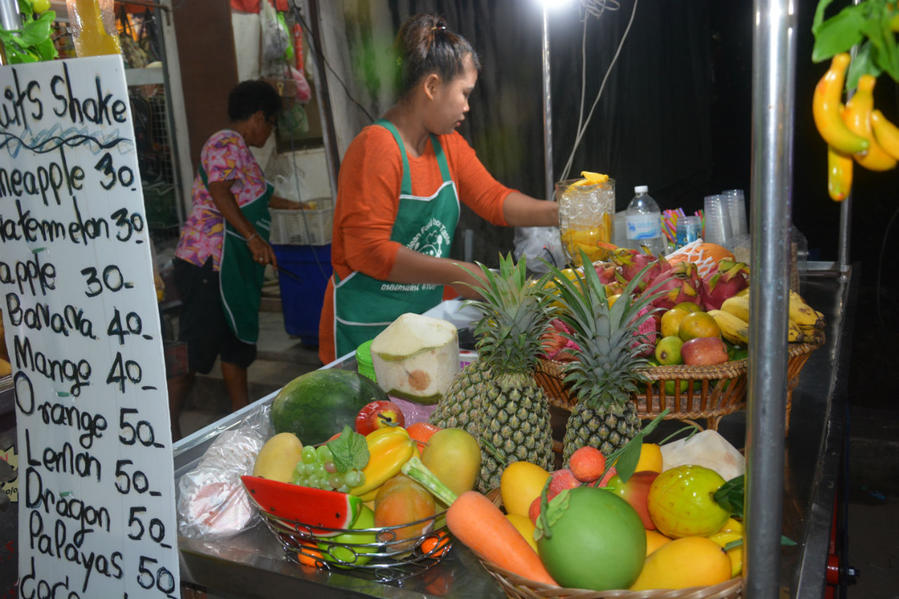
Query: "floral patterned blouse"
174 129 268 270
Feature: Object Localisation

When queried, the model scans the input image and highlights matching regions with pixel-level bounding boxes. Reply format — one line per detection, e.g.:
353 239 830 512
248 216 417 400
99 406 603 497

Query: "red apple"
681 336 729 366
603 471 660 529
355 400 405 435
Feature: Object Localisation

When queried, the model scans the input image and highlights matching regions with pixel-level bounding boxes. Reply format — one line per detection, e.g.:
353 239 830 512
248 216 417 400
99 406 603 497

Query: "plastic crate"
273 244 332 347
269 198 333 245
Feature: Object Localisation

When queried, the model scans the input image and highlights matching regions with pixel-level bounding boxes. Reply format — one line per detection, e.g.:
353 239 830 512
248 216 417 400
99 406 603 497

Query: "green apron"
200 165 273 344
333 119 460 357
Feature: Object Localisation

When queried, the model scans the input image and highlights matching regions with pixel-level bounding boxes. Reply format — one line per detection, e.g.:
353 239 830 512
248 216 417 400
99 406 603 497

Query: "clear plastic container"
67 0 121 57
625 185 663 256
555 178 615 265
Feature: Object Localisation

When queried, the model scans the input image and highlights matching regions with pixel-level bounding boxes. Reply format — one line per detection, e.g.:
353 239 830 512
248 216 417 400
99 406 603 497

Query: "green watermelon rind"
271 369 388 445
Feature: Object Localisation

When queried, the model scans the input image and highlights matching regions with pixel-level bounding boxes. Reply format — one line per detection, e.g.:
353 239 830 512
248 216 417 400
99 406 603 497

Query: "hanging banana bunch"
812 0 899 202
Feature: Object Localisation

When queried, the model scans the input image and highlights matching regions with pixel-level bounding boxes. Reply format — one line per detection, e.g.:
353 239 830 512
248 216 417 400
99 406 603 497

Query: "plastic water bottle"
625 185 663 256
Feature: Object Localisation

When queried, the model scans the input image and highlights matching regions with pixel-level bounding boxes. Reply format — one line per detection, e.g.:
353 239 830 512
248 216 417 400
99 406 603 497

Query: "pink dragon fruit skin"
647 262 703 310
593 262 620 285
611 248 671 289
631 307 659 356
701 259 750 310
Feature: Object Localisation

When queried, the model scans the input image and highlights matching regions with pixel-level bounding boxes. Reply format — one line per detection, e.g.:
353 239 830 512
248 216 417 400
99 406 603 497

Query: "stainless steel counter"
173 270 854 598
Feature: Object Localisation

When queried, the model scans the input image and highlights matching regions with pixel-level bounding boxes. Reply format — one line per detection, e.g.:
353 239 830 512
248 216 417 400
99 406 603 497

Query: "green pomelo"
271 369 388 445
537 486 646 590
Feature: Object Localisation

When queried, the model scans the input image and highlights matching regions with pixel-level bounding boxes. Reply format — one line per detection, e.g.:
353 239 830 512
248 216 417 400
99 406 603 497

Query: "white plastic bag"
513 226 567 273
260 1 289 63
177 407 274 539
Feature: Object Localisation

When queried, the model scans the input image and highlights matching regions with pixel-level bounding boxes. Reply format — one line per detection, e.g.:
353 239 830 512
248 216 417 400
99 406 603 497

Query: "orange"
677 312 721 341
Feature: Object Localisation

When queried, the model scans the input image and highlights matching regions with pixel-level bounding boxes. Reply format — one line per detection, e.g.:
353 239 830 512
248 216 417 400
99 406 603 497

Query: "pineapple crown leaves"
456 253 557 374
545 250 668 409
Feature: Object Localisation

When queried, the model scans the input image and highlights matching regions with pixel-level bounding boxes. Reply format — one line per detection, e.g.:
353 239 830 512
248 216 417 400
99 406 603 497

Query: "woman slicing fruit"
318 13 558 364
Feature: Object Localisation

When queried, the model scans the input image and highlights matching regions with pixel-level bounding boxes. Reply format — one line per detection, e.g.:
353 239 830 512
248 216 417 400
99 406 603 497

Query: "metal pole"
0 0 20 65
838 193 852 274
747 1 795 596
541 6 554 201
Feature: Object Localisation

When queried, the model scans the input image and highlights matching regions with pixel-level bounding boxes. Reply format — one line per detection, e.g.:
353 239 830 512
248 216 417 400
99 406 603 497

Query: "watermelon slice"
241 475 362 537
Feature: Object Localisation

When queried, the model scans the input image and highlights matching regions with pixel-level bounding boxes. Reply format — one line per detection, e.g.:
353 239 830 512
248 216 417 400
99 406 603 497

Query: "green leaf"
713 474 745 518
812 0 837 34
326 425 369 473
34 35 56 61
20 13 51 46
812 4 867 62
846 41 882 90
723 538 743 551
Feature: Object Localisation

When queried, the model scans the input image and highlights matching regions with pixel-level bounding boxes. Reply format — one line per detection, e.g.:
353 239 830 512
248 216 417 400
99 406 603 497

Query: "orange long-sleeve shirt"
318 125 513 363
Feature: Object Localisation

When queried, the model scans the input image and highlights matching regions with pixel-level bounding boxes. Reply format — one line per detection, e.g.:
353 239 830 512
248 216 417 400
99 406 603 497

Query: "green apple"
318 506 377 567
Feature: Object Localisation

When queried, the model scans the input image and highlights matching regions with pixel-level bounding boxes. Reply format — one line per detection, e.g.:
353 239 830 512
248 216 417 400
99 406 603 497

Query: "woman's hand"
269 196 303 210
248 234 278 267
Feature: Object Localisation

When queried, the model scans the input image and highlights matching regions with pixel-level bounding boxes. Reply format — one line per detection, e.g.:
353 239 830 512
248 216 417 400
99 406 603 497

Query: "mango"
421 428 481 496
500 461 551 518
253 432 303 483
629 536 732 590
374 475 436 550
505 513 538 552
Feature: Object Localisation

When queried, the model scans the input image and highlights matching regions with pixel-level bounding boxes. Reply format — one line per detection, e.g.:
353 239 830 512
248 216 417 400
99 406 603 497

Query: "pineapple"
430 254 556 492
549 258 661 463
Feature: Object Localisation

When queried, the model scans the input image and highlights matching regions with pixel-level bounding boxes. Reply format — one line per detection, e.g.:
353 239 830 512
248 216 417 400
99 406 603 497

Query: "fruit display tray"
535 342 820 435
246 490 451 583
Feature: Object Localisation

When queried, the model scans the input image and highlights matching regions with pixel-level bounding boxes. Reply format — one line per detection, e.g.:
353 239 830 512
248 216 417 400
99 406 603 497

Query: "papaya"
271 369 388 445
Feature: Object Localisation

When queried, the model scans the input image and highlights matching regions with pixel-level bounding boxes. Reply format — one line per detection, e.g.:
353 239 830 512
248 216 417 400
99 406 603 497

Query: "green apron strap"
374 119 412 196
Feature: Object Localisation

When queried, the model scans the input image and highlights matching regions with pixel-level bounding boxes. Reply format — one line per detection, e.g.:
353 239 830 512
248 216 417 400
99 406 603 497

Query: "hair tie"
431 25 446 31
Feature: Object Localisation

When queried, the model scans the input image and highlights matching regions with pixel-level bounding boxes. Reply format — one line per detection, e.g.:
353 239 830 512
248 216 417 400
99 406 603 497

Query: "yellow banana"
788 290 824 329
708 310 750 345
736 287 750 298
842 75 896 171
787 319 807 343
813 54 869 155
870 109 899 161
827 145 853 202
721 295 751 323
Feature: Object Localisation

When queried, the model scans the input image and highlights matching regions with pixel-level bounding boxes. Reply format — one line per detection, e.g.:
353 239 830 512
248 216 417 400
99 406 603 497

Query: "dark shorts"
173 257 256 373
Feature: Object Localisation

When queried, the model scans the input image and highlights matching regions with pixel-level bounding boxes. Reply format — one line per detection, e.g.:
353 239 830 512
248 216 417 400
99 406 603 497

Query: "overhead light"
538 0 575 10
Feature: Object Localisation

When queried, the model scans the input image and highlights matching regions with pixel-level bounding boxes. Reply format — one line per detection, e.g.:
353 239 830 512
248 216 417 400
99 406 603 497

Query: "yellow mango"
629 536 732 591
500 461 551 518
506 513 538 552
645 529 672 556
707 531 743 577
253 432 304 483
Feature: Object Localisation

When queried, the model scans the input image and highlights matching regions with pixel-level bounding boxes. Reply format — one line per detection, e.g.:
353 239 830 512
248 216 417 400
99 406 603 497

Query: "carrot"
446 491 557 586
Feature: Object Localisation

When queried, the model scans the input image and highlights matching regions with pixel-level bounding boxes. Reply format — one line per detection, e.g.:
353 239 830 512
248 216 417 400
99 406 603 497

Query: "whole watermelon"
271 369 388 444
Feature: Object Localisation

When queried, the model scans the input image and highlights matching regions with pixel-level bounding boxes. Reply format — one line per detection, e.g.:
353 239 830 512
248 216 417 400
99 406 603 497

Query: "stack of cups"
721 189 748 237
703 194 733 249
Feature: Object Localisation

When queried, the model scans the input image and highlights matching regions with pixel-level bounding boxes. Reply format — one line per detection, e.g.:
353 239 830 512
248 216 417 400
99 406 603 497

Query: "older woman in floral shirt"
169 80 299 438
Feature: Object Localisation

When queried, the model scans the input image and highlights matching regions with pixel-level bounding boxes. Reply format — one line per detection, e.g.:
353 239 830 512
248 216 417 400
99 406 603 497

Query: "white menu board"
0 56 179 599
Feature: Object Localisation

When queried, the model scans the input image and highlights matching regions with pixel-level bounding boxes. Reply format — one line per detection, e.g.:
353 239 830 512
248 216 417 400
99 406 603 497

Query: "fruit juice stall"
168 2 866 598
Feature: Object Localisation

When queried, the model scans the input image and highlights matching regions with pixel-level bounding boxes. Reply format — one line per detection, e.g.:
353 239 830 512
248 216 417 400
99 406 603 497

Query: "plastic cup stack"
703 194 733 249
721 189 748 237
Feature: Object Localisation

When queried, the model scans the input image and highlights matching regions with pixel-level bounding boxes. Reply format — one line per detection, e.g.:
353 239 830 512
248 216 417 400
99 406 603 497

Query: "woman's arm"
387 247 483 299
269 196 302 209
208 180 277 266
502 191 559 226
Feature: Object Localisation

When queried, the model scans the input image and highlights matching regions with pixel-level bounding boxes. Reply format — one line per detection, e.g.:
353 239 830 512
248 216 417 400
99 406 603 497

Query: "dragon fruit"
701 259 750 310
630 306 658 357
541 318 581 362
646 261 703 310
609 248 671 290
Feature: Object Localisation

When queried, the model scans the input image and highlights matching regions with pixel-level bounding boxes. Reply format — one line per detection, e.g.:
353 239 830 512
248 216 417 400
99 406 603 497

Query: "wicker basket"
479 490 744 599
535 342 820 434
480 561 744 599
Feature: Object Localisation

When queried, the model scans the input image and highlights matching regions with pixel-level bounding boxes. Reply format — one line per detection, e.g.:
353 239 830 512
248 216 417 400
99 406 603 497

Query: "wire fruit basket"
247 492 452 583
535 342 820 435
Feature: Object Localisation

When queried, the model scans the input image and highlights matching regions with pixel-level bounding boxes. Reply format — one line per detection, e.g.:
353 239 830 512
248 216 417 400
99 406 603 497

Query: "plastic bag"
513 226 567 273
288 66 311 103
260 0 289 63
176 406 274 539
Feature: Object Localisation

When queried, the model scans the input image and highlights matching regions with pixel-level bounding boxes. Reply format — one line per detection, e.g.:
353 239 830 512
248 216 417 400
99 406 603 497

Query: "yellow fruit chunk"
580 170 609 183
708 531 743 577
500 461 551 518
645 529 672 556
630 536 732 590
506 513 538 552
716 518 744 535
635 443 663 474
